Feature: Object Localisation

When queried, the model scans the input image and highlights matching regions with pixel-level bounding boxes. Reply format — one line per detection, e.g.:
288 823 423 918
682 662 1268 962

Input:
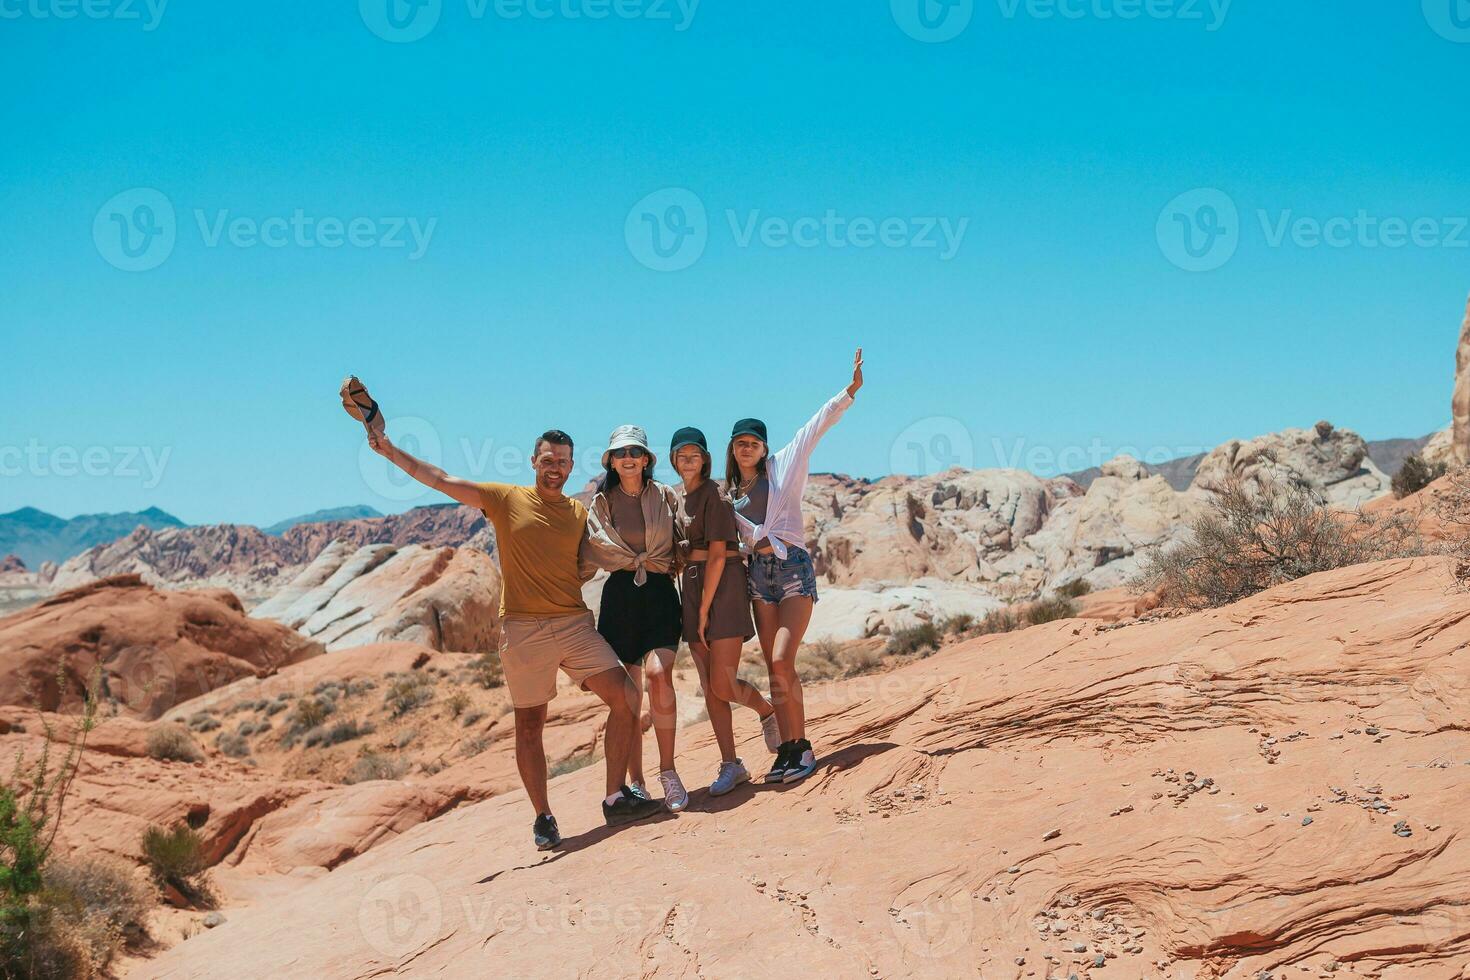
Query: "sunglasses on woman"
610 446 647 459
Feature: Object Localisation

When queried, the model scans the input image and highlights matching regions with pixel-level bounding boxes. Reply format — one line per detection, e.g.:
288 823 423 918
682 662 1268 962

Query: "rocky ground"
119 556 1470 979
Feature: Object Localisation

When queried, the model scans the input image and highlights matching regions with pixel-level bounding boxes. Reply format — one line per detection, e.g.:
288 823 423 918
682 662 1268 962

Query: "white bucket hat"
601 424 656 470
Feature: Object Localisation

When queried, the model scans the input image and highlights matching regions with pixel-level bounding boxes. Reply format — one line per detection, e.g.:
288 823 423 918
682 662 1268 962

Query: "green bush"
186 712 219 733
140 825 216 909
886 621 942 656
1392 453 1448 499
0 666 100 977
146 724 203 764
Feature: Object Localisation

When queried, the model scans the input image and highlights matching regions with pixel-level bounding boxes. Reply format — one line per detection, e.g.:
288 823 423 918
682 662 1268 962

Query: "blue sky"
2 1 1467 525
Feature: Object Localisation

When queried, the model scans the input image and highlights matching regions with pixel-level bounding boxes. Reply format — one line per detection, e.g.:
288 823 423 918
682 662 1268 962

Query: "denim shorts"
747 546 819 605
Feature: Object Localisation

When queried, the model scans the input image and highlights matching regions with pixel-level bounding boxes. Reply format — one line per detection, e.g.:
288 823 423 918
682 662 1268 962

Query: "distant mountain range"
0 504 387 568
0 506 185 568
1064 433 1433 491
260 505 382 536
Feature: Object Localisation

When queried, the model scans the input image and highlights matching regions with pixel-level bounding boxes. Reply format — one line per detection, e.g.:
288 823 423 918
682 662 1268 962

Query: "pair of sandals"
339 375 385 438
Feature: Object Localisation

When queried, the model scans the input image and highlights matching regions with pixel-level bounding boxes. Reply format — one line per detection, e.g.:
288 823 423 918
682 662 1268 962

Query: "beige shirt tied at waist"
578 479 686 586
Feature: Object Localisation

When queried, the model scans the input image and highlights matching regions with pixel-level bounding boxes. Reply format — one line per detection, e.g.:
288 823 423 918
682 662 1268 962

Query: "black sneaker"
533 813 560 851
603 786 663 827
764 741 797 783
782 740 818 784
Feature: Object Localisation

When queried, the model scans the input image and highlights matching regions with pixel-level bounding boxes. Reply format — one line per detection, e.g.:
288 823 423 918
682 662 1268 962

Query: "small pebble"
203 911 225 928
1042 829 1061 841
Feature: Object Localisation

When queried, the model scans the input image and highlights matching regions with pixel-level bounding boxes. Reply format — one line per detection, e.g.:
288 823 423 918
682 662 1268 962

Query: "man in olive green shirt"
369 425 661 849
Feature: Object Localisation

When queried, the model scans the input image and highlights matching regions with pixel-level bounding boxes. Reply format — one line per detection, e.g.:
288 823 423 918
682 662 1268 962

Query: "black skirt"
597 570 683 665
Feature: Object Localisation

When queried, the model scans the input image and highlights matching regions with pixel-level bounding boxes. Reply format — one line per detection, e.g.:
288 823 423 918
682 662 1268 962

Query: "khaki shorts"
499 610 623 709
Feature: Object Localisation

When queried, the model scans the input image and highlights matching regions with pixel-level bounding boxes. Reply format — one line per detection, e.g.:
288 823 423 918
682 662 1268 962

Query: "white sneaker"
709 759 750 797
658 770 690 812
761 712 782 754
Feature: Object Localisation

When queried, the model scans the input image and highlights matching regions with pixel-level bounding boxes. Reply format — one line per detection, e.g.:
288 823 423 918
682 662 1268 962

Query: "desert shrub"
1135 477 1423 610
1393 454 1448 499
549 753 597 778
461 709 486 728
1054 579 1093 599
237 719 271 737
460 737 489 758
185 712 219 733
470 653 505 690
1025 596 1079 626
303 719 373 749
886 621 942 657
801 638 885 680
939 613 975 636
286 696 333 736
346 678 376 696
344 753 408 785
384 674 436 717
140 825 216 909
146 724 203 764
215 732 250 759
263 698 288 716
975 608 1021 636
36 855 151 973
0 667 101 976
445 690 471 718
392 729 417 750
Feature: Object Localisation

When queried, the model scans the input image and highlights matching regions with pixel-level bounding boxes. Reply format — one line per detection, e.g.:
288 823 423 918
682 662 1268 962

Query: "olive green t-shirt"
477 483 588 618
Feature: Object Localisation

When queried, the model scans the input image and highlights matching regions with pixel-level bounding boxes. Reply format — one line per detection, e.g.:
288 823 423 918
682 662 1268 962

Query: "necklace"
617 482 642 498
736 475 760 496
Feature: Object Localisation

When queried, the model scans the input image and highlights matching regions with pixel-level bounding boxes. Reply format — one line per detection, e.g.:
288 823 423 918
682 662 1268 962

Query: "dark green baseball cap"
670 426 708 455
731 418 768 442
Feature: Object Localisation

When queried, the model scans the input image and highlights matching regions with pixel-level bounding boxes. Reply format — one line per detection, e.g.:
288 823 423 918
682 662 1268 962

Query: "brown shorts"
499 611 623 709
680 558 755 645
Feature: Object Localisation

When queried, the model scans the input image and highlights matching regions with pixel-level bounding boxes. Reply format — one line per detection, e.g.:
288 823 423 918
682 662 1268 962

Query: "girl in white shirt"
728 348 863 783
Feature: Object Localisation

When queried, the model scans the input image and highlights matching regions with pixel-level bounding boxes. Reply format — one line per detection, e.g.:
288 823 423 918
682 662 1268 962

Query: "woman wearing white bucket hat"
580 424 690 812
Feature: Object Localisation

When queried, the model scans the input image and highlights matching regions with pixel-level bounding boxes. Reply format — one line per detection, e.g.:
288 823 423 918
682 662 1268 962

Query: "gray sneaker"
761 712 782 753
658 770 690 812
709 760 750 797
